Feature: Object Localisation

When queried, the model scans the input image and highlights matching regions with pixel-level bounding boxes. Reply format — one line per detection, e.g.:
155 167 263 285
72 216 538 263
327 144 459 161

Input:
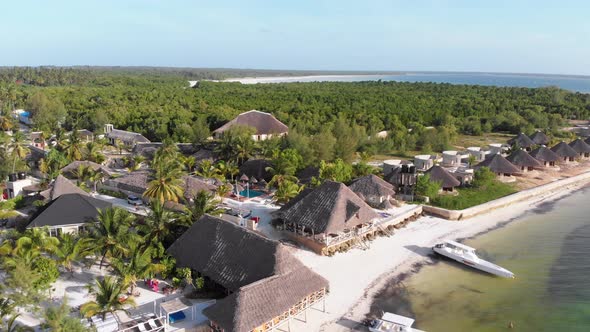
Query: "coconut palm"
0 115 13 131
80 276 136 320
54 234 94 275
14 228 60 254
181 190 223 226
84 141 106 164
63 130 83 161
196 159 220 179
88 208 137 268
137 200 177 256
273 180 303 205
182 155 196 174
9 131 28 172
110 244 164 295
144 162 184 203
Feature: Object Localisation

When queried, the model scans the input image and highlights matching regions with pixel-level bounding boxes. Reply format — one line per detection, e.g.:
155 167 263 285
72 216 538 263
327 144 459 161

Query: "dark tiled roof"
425 166 460 188
506 149 543 168
569 139 590 154
475 154 520 174
348 174 395 199
508 133 535 148
530 131 550 145
213 110 288 136
529 146 560 162
278 181 378 234
27 193 111 228
551 141 578 158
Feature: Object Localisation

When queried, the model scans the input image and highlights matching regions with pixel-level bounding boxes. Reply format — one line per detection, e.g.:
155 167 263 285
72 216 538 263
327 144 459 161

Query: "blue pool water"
238 189 264 198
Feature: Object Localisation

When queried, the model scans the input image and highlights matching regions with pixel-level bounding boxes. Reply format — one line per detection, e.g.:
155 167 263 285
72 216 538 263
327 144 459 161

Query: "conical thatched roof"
530 131 550 145
348 174 395 199
425 166 460 189
44 175 89 201
569 139 590 154
551 141 578 158
506 149 543 168
475 154 520 174
213 110 289 136
529 146 560 162
508 133 535 148
240 174 249 181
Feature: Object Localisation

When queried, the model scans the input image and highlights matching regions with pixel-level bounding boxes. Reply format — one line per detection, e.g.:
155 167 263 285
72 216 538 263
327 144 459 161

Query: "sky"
1 0 589 75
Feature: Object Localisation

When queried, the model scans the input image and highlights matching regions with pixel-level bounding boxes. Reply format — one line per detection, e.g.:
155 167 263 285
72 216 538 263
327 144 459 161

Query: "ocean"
247 73 590 93
369 186 590 331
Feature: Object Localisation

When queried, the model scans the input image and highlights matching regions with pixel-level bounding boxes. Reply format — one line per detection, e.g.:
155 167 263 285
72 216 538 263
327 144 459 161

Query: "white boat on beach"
433 240 515 278
368 312 425 332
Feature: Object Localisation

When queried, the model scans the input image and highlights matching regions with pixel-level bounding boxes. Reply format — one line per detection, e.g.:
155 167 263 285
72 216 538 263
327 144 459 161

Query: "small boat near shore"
433 240 515 278
368 312 425 332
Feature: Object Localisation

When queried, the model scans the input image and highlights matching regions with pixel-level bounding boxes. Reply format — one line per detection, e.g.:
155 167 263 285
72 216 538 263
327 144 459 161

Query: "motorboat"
368 312 425 332
433 240 515 278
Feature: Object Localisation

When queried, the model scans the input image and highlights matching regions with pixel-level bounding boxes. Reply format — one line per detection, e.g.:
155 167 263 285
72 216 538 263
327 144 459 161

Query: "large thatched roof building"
569 139 590 158
425 165 461 191
551 141 578 162
278 181 379 236
60 161 113 178
506 149 542 171
213 110 288 141
167 215 328 332
529 146 560 167
475 154 520 176
530 131 550 146
348 174 395 208
508 133 535 150
40 175 89 201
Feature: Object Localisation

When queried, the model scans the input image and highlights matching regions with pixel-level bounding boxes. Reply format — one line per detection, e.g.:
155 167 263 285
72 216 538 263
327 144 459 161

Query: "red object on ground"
251 216 260 224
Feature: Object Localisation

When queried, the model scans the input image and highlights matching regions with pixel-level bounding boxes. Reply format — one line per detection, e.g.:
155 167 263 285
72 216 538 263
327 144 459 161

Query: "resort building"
277 181 379 254
475 154 520 178
39 175 89 201
103 170 151 197
506 149 542 172
425 165 461 192
213 110 289 141
183 175 218 201
382 159 412 175
348 174 395 208
467 147 487 162
104 123 150 148
238 159 273 182
167 215 329 332
488 143 505 155
76 129 94 143
551 141 578 162
529 146 560 167
27 193 111 236
508 133 535 151
568 139 590 159
4 172 36 199
60 161 112 179
413 155 435 171
441 151 463 167
530 131 550 146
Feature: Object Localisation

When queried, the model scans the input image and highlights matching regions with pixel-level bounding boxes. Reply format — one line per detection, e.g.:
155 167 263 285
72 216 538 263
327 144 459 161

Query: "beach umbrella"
240 174 249 182
259 179 268 187
235 184 245 193
250 176 258 184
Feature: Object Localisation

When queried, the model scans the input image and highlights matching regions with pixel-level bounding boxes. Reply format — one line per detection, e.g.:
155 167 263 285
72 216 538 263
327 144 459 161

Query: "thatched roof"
105 171 151 194
296 166 319 185
133 143 196 158
551 141 578 158
506 149 543 168
183 176 217 200
27 193 111 228
43 175 89 201
213 110 288 136
425 166 460 188
585 137 590 145
529 146 560 162
508 133 535 148
77 129 94 139
530 131 550 145
348 174 395 198
475 154 520 174
60 161 113 178
569 139 590 154
278 181 379 235
106 129 150 144
239 159 272 182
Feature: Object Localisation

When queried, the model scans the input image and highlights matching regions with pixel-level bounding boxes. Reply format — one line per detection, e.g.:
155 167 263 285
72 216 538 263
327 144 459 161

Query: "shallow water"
370 187 590 332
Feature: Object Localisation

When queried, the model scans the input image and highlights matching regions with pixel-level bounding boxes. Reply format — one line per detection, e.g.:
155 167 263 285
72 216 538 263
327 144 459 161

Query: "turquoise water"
370 187 590 331
267 73 590 93
238 189 264 198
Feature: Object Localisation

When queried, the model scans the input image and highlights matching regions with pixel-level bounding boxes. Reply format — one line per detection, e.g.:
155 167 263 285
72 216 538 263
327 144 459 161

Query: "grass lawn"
431 182 517 210
453 133 513 149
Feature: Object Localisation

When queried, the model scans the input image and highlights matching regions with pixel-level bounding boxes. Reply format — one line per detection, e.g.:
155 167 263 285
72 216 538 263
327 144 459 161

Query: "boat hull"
433 247 514 278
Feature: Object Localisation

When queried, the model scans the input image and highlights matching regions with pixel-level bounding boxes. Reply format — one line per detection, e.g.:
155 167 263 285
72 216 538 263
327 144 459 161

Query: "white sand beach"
288 173 590 332
222 75 386 84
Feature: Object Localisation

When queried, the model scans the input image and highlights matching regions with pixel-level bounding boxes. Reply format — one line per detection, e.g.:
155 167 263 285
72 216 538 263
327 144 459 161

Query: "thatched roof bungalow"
40 175 89 201
551 141 578 162
475 154 520 176
183 175 218 201
104 124 150 147
425 166 461 192
529 146 560 167
167 215 328 332
213 110 288 141
348 174 395 208
508 133 535 151
506 149 542 172
103 171 151 196
569 139 590 158
530 131 550 146
60 161 113 179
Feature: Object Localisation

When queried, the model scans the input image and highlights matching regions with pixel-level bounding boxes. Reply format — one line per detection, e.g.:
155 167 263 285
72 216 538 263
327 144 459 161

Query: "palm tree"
138 200 176 256
273 181 303 205
54 234 94 275
181 190 223 226
73 164 93 186
88 169 106 193
80 276 136 320
110 244 164 295
235 135 255 164
182 155 196 174
88 208 137 268
0 115 13 132
144 162 184 203
42 297 92 332
196 159 220 179
267 173 299 189
63 130 83 161
9 131 28 172
14 228 60 254
84 141 106 164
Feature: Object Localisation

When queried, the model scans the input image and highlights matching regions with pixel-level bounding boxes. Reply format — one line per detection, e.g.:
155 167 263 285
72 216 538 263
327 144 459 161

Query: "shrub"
33 257 60 289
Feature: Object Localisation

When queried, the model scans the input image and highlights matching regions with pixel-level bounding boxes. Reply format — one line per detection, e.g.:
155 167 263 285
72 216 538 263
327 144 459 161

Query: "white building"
442 151 463 167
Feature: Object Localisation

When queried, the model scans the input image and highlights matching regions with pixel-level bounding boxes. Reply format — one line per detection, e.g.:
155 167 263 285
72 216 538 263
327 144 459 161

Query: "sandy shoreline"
291 172 590 332
222 75 389 84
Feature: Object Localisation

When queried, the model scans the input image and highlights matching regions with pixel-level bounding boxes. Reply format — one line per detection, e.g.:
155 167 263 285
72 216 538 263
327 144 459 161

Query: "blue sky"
1 0 589 75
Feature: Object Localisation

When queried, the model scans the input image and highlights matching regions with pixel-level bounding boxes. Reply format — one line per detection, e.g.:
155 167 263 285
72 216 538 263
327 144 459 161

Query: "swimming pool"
238 189 265 198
